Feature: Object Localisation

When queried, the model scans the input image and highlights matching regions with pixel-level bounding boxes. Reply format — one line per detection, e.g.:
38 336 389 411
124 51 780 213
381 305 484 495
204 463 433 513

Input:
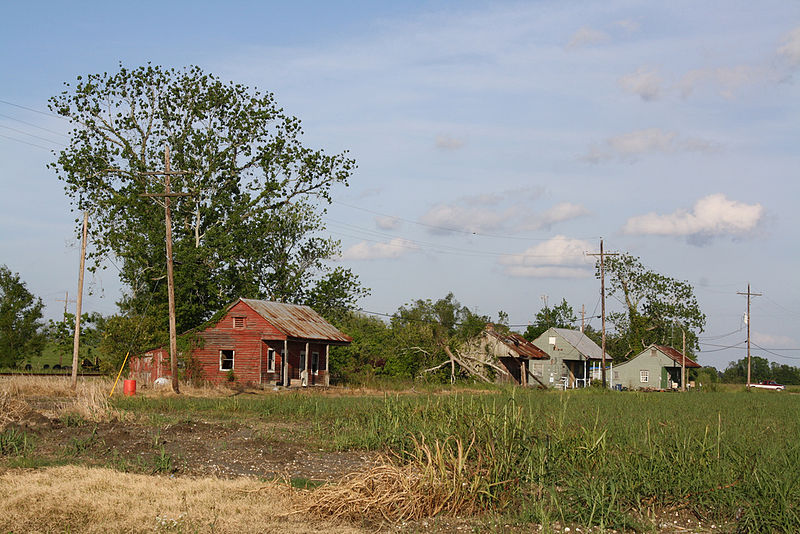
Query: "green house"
612 344 700 390
530 328 607 388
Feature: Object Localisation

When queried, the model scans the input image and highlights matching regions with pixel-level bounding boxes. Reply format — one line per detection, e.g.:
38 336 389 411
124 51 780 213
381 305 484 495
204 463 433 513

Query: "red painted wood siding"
129 301 329 386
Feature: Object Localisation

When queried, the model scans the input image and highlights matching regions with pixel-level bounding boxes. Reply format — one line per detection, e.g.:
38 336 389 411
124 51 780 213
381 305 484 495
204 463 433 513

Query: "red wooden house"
129 299 352 387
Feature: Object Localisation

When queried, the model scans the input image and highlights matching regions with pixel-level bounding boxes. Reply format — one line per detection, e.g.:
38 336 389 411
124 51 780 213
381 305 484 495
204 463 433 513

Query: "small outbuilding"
612 344 700 390
464 324 549 386
129 298 352 387
530 327 608 388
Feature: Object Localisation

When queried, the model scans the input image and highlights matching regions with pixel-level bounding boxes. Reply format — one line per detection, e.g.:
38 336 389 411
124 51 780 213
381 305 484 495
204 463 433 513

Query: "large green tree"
600 254 705 360
49 64 364 332
0 266 46 367
385 293 488 380
523 298 578 341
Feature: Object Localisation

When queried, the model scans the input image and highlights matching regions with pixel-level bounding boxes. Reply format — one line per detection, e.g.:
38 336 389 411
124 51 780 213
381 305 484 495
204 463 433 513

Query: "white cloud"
375 215 401 230
618 67 662 101
677 64 771 99
583 128 718 162
419 203 517 234
778 26 800 66
340 238 419 260
520 202 589 231
566 27 610 50
622 194 764 241
752 332 797 348
435 135 465 150
419 197 586 234
499 236 594 278
615 19 640 32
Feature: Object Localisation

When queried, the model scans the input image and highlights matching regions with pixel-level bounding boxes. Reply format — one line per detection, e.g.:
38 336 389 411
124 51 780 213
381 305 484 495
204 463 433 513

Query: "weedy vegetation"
2 375 798 532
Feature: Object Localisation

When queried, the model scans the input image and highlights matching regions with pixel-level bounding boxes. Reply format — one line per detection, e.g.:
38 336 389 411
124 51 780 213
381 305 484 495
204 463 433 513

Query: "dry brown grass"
0 391 28 429
0 465 368 534
305 437 491 523
0 376 118 425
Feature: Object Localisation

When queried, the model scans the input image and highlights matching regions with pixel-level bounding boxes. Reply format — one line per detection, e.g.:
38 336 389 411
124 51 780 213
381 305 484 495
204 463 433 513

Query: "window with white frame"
267 349 275 372
311 352 319 375
233 316 245 329
531 362 543 376
640 370 649 383
220 350 234 371
299 350 306 371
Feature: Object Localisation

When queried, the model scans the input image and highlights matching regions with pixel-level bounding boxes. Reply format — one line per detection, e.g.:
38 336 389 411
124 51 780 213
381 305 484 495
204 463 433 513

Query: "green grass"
108 388 800 532
0 428 35 456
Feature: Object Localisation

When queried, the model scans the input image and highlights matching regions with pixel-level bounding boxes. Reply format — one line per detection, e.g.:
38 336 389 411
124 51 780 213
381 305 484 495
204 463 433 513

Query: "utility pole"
70 211 88 390
681 329 686 392
737 284 762 388
587 239 618 388
55 291 75 366
581 304 585 334
141 146 193 394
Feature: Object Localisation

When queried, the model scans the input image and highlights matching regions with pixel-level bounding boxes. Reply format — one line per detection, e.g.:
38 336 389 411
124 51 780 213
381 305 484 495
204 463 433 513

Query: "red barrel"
123 379 137 396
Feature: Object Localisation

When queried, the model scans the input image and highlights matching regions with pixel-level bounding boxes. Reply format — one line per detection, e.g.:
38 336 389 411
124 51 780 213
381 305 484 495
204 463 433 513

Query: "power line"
752 343 800 361
698 326 744 341
333 199 600 242
0 132 54 151
0 124 65 146
0 98 70 120
328 220 592 260
698 341 746 353
0 112 68 136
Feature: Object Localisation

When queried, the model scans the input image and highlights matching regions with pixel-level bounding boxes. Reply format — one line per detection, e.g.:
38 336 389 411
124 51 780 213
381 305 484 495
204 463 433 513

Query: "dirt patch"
4 411 377 481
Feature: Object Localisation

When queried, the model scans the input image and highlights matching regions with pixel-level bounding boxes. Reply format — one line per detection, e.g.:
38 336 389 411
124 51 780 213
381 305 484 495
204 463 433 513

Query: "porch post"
283 339 288 387
585 359 588 388
521 359 527 387
325 344 330 387
304 341 310 387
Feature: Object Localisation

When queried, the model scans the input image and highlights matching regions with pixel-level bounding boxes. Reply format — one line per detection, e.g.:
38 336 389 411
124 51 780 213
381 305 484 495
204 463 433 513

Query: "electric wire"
752 342 800 361
0 124 65 146
332 199 601 242
0 132 53 151
0 112 68 136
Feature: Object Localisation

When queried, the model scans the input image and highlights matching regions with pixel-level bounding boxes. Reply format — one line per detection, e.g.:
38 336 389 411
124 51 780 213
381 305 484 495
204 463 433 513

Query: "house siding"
129 300 335 387
530 328 605 387
613 346 691 390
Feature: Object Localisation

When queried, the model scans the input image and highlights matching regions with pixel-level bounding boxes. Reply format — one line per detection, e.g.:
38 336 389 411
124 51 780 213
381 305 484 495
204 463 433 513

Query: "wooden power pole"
141 146 193 394
581 304 585 334
587 239 618 388
55 291 75 366
737 284 761 388
70 211 88 390
681 329 686 392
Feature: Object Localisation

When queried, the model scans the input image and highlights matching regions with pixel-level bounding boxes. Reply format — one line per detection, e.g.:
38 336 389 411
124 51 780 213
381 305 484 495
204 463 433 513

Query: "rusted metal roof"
486 326 549 359
655 345 701 368
240 299 352 343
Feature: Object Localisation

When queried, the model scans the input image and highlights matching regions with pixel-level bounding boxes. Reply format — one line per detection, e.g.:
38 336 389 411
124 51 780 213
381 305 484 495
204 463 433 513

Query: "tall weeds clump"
0 392 28 430
310 432 523 522
309 389 800 532
0 376 117 423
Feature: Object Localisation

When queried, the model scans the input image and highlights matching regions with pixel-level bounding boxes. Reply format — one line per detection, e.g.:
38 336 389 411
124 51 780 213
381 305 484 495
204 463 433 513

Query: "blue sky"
1 1 799 370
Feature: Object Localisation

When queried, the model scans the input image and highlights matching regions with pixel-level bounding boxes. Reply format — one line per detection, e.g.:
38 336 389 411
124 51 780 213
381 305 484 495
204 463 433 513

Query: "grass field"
2 377 798 532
